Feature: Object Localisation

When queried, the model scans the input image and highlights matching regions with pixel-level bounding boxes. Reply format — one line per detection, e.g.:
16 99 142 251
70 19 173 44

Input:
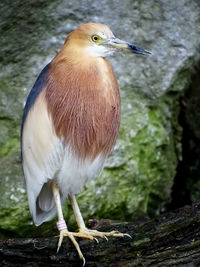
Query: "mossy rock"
0 0 200 237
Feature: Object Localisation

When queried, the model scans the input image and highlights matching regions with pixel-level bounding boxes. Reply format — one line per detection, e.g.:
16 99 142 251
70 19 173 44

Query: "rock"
0 0 200 237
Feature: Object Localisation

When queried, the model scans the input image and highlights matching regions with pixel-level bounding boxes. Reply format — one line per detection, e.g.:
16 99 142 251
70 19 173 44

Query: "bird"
21 22 151 264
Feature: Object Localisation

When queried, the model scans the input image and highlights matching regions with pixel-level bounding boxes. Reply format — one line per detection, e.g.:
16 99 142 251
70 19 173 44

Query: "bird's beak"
101 37 151 55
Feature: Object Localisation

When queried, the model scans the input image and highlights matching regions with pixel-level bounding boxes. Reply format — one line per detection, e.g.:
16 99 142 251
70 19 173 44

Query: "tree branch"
1 202 200 266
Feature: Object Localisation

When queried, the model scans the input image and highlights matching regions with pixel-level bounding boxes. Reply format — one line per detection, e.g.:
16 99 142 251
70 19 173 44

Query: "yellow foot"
57 229 86 266
72 227 132 242
57 228 131 265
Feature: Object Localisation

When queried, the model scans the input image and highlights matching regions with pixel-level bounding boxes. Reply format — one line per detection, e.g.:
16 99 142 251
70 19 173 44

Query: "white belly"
57 148 106 197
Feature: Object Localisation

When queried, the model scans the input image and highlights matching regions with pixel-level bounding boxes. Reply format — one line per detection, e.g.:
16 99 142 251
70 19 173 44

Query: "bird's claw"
104 235 109 241
57 229 85 263
124 233 132 239
56 227 131 265
94 237 99 243
82 257 86 267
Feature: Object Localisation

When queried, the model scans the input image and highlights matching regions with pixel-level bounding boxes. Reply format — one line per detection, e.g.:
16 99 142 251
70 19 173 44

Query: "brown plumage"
46 53 120 160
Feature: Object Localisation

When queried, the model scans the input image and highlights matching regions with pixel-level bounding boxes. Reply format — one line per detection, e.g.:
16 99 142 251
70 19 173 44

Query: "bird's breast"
45 57 121 160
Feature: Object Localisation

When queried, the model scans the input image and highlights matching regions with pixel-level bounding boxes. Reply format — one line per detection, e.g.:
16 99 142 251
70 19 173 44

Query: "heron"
21 22 151 264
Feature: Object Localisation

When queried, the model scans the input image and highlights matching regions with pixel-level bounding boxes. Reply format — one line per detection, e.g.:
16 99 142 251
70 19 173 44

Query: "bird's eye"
92 35 99 42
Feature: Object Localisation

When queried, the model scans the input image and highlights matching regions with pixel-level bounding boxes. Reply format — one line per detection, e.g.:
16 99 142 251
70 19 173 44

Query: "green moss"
0 137 19 157
0 118 20 159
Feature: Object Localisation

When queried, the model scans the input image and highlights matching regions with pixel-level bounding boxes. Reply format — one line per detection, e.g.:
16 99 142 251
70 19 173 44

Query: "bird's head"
65 22 151 58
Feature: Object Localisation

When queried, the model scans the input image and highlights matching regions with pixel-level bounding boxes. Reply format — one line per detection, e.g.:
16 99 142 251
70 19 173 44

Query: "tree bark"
1 202 200 266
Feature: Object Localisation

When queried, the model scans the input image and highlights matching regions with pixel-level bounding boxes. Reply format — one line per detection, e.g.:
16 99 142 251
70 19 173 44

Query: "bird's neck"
54 45 106 70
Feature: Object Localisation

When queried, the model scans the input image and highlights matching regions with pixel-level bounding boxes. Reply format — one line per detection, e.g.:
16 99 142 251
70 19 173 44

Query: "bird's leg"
69 194 130 240
51 182 85 265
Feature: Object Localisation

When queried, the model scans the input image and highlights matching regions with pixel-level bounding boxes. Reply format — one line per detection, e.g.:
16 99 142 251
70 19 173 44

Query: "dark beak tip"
128 43 152 55
145 50 152 55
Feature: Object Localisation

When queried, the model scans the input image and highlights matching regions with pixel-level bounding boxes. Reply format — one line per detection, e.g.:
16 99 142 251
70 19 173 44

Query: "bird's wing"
21 64 64 226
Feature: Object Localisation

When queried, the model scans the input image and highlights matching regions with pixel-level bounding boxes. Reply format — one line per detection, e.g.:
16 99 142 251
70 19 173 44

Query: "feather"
45 53 121 160
22 91 63 225
21 63 50 141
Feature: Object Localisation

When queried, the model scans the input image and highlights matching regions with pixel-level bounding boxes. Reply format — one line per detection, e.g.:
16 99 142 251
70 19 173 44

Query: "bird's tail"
34 181 58 226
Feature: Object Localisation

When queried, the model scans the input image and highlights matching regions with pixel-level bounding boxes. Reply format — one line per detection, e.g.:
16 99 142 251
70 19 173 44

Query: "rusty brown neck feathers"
45 47 121 160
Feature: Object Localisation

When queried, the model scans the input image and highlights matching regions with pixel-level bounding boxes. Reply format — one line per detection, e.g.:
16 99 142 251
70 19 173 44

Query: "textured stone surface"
0 0 200 237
